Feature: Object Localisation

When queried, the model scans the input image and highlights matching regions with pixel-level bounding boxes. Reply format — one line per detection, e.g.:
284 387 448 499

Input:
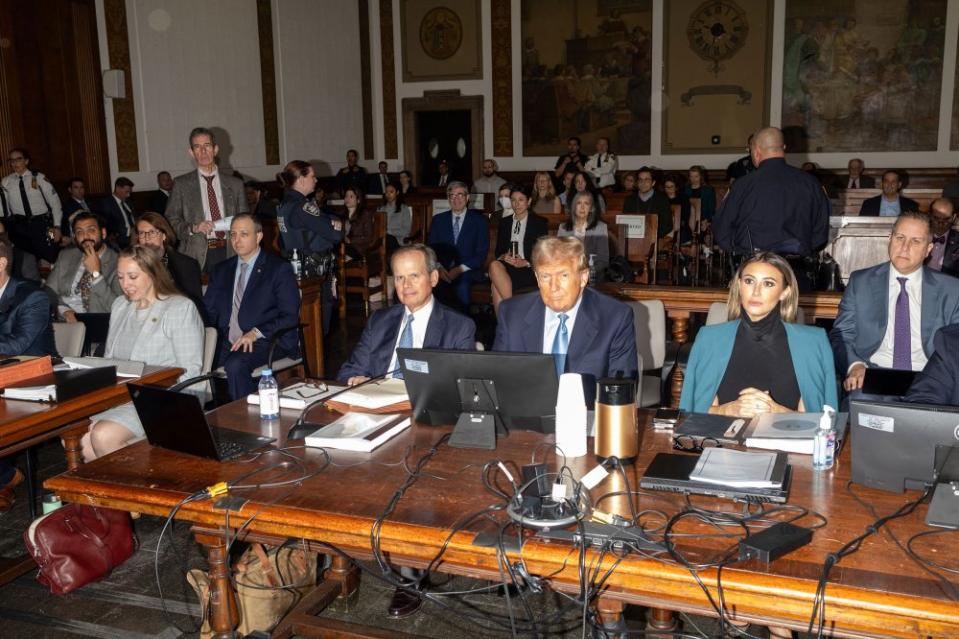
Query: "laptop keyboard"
214 439 248 460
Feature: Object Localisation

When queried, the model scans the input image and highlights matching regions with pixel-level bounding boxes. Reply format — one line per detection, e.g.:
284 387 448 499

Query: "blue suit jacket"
336 299 476 381
0 277 57 357
829 263 959 372
428 209 489 271
680 320 838 413
203 250 301 355
906 324 959 405
493 287 637 404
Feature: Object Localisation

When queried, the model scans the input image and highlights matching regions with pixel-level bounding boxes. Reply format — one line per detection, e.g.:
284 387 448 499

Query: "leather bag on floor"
23 504 136 595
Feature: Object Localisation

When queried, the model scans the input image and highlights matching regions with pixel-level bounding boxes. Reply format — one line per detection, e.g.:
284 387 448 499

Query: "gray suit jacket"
45 246 122 314
165 168 248 267
829 263 959 372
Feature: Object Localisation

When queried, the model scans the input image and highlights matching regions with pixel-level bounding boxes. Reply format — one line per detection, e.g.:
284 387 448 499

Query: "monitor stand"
449 378 508 449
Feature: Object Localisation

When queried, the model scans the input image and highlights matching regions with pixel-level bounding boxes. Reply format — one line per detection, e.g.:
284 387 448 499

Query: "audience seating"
53 322 86 358
833 188 942 216
338 212 386 317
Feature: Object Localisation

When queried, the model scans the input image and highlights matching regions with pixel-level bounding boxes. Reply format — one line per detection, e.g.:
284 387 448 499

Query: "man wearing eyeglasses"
427 181 489 311
1 147 63 274
493 236 637 405
165 127 248 272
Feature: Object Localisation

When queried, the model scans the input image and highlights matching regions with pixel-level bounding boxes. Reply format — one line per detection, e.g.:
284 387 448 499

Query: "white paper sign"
616 214 647 239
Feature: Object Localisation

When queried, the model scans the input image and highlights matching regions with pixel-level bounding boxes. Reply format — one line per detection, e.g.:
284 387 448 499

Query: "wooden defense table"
47 403 959 639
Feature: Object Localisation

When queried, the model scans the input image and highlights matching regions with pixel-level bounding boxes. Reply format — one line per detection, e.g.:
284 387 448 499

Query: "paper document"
247 382 346 410
689 448 781 488
333 378 409 409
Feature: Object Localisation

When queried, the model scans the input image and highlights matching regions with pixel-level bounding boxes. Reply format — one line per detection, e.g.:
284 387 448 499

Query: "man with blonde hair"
493 236 637 404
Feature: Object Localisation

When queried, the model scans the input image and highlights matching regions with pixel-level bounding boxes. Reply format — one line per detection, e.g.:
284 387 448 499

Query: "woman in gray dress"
80 245 204 461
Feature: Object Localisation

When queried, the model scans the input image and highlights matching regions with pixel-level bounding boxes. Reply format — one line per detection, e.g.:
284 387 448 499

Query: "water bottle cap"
261 368 273 375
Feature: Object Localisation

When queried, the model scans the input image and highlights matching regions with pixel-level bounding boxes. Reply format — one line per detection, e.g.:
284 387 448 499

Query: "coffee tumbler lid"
597 377 636 405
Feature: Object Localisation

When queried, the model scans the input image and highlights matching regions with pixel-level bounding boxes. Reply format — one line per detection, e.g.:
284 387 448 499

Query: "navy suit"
203 250 301 399
859 195 920 216
367 172 396 196
99 196 136 249
906 324 959 405
0 277 56 357
336 300 476 381
493 287 637 405
829 263 959 374
428 208 489 310
61 199 93 236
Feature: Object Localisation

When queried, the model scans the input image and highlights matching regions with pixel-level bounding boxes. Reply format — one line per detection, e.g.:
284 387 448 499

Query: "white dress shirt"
114 195 134 235
868 267 925 370
387 297 434 376
542 293 584 354
196 168 231 236
450 210 470 272
1 170 63 225
510 214 529 259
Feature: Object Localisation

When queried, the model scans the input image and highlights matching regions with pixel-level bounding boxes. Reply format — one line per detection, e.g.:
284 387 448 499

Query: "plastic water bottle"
290 249 302 279
258 368 280 420
588 254 597 287
812 406 836 470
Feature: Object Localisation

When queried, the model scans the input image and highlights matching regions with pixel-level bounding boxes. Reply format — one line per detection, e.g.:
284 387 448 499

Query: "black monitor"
396 348 559 449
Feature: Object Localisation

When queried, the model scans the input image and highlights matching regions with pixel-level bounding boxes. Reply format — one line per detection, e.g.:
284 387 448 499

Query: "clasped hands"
438 264 466 283
711 387 790 418
498 253 529 268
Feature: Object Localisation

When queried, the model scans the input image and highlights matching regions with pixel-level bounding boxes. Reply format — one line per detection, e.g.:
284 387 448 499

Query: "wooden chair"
615 214 658 284
655 204 683 284
338 211 386 318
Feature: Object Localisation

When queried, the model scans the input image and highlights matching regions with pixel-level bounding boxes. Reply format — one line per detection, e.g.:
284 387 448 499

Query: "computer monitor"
396 348 559 447
850 399 959 493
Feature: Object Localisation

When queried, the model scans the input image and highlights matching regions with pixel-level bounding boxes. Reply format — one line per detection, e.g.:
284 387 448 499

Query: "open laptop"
850 399 959 493
129 384 275 461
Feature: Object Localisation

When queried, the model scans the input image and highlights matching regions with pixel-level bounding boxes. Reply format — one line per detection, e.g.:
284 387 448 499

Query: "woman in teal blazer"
680 252 837 417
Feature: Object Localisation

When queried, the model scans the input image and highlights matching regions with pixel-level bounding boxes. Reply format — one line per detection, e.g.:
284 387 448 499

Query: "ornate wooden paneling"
359 0 374 159
0 0 21 157
490 0 512 156
71 1 109 192
379 0 398 159
256 0 279 166
103 0 139 173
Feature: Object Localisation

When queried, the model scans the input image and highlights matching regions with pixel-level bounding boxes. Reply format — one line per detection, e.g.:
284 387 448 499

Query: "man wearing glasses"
494 236 637 405
1 148 63 276
165 127 248 272
427 181 489 311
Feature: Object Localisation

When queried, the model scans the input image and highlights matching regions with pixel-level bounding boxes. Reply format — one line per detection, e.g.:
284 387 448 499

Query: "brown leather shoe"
0 468 24 514
387 587 422 619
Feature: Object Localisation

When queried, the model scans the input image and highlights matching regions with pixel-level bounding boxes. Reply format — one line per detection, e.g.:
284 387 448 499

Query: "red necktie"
203 175 225 239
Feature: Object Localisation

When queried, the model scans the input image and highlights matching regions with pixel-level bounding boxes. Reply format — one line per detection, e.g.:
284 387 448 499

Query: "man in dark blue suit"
906 324 959 405
366 161 395 196
0 236 57 512
100 177 137 249
204 214 300 399
61 177 94 240
337 244 475 384
831 212 959 395
494 236 637 405
427 181 489 312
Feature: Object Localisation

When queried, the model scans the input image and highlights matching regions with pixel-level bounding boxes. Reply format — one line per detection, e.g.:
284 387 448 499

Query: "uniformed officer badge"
303 201 321 217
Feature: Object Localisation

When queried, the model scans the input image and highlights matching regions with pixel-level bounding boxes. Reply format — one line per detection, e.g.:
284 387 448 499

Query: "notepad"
689 448 784 488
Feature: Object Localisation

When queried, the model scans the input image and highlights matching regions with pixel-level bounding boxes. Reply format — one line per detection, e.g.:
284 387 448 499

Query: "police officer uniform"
277 189 343 335
1 169 62 264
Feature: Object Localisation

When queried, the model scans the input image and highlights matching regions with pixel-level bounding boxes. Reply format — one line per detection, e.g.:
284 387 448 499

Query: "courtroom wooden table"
46 403 959 639
0 365 183 584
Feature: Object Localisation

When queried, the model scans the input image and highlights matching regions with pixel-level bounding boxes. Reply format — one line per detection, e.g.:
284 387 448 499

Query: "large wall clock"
686 0 749 75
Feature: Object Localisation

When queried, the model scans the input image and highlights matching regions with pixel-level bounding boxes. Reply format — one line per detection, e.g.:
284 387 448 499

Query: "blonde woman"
530 171 561 215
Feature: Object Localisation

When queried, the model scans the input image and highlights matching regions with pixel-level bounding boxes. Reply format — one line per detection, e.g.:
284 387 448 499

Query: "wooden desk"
46 404 959 639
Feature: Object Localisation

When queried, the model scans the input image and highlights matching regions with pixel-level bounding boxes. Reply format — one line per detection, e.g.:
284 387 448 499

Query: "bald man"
713 127 830 289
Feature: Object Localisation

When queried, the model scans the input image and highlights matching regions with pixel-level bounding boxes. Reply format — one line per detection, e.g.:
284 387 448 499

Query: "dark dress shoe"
387 587 422 618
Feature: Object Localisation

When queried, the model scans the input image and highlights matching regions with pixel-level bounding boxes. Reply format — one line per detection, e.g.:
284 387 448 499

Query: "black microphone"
286 367 402 440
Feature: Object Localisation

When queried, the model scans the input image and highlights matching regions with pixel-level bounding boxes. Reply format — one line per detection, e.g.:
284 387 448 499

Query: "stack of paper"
246 381 346 410
304 412 411 452
745 412 847 455
326 378 410 413
689 448 783 488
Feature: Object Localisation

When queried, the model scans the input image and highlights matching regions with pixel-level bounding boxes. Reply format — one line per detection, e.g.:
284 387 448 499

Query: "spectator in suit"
837 158 875 190
149 171 173 215
336 149 368 195
133 211 205 323
337 244 475 384
80 245 204 461
906 324 959 405
61 177 93 241
100 177 136 249
367 161 394 196
681 252 837 415
830 212 959 394
0 236 57 512
165 127 249 272
427 181 489 312
203 214 300 400
46 211 122 321
859 170 919 216
472 158 506 195
625 166 672 240
488 185 548 314
927 198 959 277
436 160 451 187
494 236 637 405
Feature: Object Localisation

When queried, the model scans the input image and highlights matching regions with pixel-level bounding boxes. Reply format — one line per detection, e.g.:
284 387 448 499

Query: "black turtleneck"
715 305 801 409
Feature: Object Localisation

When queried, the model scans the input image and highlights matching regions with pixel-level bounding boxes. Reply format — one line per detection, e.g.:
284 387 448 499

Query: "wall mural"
521 0 652 156
782 0 946 152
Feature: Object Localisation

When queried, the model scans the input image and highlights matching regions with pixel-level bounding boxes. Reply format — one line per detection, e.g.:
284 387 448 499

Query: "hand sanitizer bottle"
290 249 302 279
812 406 836 470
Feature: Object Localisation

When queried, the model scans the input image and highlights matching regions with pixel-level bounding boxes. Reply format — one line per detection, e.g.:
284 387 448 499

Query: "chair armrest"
266 323 309 368
169 373 218 393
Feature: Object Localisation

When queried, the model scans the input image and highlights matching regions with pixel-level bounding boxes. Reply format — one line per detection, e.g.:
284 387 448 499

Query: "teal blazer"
680 320 838 413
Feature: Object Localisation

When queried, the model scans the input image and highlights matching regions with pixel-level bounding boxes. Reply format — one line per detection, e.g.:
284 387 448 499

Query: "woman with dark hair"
566 171 606 215
378 182 413 254
80 245 204 461
339 186 374 260
557 191 609 281
681 165 716 234
662 173 686 245
680 252 836 416
398 170 415 195
276 160 342 334
134 211 205 321
488 184 549 314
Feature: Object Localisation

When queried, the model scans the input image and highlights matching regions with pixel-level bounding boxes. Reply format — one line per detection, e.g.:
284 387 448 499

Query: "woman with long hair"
488 185 549 314
557 191 609 281
530 171 561 214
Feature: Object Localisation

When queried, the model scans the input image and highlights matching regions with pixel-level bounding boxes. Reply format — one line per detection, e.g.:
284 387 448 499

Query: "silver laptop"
850 399 959 493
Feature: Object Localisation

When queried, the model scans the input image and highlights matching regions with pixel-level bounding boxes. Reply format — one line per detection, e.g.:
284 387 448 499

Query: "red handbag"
23 503 136 595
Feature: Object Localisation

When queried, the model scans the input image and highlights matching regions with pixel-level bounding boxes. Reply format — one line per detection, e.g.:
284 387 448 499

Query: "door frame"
402 91 484 188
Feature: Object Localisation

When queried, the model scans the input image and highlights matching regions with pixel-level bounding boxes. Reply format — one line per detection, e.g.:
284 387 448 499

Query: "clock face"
687 0 749 73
